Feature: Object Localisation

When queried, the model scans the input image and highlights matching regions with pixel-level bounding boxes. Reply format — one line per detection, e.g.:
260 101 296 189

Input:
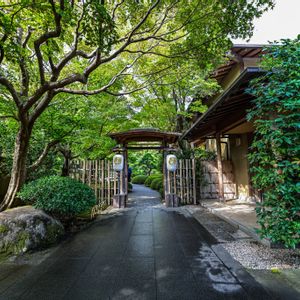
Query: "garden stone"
0 206 64 257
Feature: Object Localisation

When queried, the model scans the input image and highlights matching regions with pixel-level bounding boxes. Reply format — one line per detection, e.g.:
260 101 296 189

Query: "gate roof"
109 129 181 145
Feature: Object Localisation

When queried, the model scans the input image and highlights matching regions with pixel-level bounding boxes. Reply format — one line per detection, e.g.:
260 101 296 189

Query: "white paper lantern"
113 154 124 171
166 154 177 172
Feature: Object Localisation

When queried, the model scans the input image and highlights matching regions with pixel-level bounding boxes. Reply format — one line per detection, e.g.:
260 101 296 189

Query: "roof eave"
181 67 265 141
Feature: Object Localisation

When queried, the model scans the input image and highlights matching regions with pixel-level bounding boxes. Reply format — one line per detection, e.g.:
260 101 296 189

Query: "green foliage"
18 176 96 218
247 37 300 248
145 174 163 188
194 148 217 161
131 175 147 184
150 178 163 191
129 150 161 177
80 1 117 50
177 146 216 160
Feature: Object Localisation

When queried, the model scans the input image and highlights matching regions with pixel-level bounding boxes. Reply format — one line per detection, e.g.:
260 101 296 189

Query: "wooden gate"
167 158 197 205
167 159 236 204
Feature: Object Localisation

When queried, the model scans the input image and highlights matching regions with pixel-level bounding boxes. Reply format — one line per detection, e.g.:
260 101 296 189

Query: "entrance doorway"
109 129 195 208
70 129 197 213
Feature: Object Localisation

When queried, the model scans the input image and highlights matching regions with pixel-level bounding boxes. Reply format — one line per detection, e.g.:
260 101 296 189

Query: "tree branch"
28 139 60 172
0 77 21 108
0 34 8 65
112 0 125 21
51 7 86 81
33 0 64 85
18 27 32 97
29 90 55 125
53 52 149 96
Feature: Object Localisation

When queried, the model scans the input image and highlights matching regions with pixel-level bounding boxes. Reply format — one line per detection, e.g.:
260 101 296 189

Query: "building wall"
198 160 236 200
229 134 250 200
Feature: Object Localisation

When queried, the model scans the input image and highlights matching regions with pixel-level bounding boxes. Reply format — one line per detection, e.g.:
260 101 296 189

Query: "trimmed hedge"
144 174 162 187
150 178 163 191
18 176 96 218
131 175 147 184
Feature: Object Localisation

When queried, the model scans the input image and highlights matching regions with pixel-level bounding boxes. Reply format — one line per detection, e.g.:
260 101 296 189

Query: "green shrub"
150 178 159 190
150 178 163 191
157 179 163 191
144 174 162 187
128 182 133 192
131 175 147 184
18 176 96 218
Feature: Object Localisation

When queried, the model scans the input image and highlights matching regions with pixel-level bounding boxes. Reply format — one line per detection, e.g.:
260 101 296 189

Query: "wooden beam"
216 133 224 202
126 146 166 150
221 118 247 133
123 146 128 201
163 145 168 198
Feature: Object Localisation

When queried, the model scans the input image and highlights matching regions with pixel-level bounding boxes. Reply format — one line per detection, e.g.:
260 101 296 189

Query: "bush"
131 175 147 184
150 178 163 191
144 174 162 187
18 176 96 218
128 182 133 192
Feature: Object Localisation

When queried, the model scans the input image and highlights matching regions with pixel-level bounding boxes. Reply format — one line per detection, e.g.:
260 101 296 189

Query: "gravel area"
223 241 300 270
185 206 300 270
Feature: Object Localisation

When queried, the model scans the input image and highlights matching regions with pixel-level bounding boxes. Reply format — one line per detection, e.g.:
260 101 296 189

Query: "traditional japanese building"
183 45 267 202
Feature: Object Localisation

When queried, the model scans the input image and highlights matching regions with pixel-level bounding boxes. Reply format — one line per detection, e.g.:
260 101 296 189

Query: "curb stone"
197 203 272 247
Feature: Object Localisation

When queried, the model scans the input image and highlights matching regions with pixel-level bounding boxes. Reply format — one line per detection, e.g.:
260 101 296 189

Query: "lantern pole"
112 149 126 208
165 149 179 207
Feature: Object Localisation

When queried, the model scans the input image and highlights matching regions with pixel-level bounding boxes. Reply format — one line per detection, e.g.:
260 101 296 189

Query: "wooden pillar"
107 161 111 205
123 146 128 201
163 144 169 197
192 158 197 205
95 160 98 199
180 160 183 201
216 133 224 201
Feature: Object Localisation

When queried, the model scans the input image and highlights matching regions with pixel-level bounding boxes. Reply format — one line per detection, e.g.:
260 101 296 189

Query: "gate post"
164 148 180 207
112 147 128 208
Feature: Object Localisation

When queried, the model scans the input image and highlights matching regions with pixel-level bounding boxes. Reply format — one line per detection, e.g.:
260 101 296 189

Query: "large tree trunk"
175 114 185 133
61 148 72 177
0 124 31 211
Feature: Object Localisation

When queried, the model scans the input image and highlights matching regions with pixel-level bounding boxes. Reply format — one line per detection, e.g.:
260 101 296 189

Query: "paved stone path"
0 184 272 300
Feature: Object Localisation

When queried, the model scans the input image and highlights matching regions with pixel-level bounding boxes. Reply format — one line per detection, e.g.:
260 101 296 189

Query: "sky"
233 0 300 45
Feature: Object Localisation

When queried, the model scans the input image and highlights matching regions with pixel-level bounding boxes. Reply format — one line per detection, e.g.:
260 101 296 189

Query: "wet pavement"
0 184 273 300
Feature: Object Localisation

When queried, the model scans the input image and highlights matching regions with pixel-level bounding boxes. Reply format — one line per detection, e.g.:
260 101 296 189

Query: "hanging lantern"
113 154 124 171
166 154 177 172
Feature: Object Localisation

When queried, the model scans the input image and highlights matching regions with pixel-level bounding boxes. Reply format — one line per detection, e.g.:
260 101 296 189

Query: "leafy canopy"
0 0 274 185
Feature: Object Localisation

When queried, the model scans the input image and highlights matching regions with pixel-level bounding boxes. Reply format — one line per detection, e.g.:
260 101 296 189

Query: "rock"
0 206 64 257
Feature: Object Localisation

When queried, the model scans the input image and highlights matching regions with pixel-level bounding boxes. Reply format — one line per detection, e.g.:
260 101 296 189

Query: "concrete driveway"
0 184 272 300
